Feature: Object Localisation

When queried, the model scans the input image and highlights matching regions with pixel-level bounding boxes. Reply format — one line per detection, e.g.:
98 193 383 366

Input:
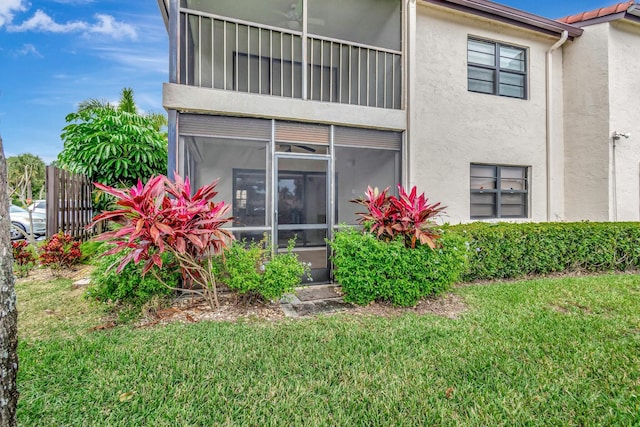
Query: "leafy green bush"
87 249 180 307
330 228 468 307
449 222 640 281
214 238 309 302
79 240 106 264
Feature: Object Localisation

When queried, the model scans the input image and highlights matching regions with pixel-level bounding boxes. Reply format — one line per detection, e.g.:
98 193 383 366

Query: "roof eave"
565 10 640 27
157 0 169 32
421 0 583 38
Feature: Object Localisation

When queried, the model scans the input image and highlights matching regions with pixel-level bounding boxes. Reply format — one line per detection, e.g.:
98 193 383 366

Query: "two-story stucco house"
156 0 639 282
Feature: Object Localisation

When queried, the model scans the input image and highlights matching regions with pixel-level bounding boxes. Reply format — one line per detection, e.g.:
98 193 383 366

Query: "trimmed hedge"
448 222 640 281
329 228 468 307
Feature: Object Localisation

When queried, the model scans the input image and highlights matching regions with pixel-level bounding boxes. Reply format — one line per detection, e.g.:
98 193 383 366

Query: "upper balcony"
176 0 403 110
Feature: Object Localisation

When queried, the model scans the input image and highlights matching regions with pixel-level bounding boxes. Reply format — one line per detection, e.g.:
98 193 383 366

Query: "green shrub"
87 249 180 307
449 222 640 281
214 238 309 302
79 240 106 264
329 228 468 307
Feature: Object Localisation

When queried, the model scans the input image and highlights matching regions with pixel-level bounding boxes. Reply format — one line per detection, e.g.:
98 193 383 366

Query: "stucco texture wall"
411 4 564 224
562 24 611 221
608 20 640 221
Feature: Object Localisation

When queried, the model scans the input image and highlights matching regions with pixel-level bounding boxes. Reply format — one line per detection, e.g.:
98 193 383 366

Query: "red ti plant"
39 232 82 275
12 240 36 277
353 185 445 249
91 174 233 309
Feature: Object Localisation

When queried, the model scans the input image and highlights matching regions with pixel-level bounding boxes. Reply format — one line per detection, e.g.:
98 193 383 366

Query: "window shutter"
178 114 271 140
334 126 402 150
275 121 330 145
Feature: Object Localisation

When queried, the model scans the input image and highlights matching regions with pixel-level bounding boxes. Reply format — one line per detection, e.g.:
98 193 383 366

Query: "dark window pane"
471 165 496 177
501 204 525 217
468 39 495 55
501 193 525 205
499 83 524 99
470 164 528 219
499 46 525 71
468 50 495 66
500 179 525 190
468 67 494 83
469 79 494 94
471 193 496 205
471 204 495 218
501 166 525 179
335 146 400 225
500 72 524 87
471 178 496 190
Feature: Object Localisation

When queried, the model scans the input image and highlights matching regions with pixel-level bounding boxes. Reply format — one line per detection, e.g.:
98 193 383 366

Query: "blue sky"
0 0 615 164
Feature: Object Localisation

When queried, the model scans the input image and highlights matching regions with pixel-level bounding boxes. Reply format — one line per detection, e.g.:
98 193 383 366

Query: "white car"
10 205 46 240
28 200 46 216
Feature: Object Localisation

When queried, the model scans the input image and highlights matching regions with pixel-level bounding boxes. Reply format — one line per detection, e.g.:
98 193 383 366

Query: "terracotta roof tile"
558 1 636 24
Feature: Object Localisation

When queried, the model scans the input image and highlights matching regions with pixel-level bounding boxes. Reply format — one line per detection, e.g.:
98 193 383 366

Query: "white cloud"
92 47 166 74
16 43 42 57
7 10 137 40
89 14 137 40
0 0 27 27
9 10 88 33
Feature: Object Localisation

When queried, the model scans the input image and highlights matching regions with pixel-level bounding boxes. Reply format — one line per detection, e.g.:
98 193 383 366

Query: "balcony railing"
179 8 402 109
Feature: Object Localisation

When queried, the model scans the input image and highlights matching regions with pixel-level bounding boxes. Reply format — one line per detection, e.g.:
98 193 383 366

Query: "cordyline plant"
90 173 233 310
12 240 36 278
39 232 82 276
353 185 445 249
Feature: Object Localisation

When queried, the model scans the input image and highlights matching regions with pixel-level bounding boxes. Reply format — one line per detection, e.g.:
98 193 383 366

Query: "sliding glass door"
276 155 330 283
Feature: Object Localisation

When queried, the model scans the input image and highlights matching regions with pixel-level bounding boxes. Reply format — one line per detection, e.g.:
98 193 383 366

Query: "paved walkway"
280 285 355 318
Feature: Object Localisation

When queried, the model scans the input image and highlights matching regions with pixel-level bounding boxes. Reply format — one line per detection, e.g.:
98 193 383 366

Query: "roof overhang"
157 0 169 32
420 0 583 39
558 2 640 27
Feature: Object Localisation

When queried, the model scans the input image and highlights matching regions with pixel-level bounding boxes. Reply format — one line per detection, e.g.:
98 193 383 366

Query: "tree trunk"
0 136 18 427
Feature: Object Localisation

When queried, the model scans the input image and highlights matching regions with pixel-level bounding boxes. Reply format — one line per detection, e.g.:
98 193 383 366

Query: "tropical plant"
77 87 167 132
7 153 46 205
353 185 445 249
38 232 82 274
12 240 36 277
91 174 233 310
58 87 168 212
58 108 167 188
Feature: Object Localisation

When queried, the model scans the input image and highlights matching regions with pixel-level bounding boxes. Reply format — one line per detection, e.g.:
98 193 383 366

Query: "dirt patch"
549 302 592 315
345 293 467 320
17 264 94 282
135 290 466 327
136 292 285 327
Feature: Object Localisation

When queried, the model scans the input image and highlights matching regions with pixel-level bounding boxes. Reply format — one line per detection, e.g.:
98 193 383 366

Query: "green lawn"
16 273 640 426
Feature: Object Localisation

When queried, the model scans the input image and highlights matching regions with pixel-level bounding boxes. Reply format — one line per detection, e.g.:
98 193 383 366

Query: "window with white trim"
470 164 528 219
467 38 527 99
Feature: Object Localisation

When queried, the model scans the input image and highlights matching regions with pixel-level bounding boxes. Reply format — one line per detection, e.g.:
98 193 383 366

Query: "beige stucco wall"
563 20 640 221
562 24 611 221
608 20 640 221
164 82 406 131
411 3 565 223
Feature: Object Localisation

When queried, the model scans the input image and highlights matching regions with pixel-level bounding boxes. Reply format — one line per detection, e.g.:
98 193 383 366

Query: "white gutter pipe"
545 30 569 221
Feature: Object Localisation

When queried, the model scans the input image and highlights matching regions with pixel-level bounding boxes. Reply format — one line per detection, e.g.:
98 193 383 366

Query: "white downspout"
545 30 568 221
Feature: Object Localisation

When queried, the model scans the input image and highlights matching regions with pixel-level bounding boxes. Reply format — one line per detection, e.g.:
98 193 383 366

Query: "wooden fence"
45 166 96 241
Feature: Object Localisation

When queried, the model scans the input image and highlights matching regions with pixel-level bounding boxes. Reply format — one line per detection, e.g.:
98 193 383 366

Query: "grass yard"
16 273 640 426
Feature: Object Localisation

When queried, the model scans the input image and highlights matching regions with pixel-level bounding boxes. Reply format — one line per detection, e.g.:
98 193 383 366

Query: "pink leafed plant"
91 173 233 309
353 185 445 249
